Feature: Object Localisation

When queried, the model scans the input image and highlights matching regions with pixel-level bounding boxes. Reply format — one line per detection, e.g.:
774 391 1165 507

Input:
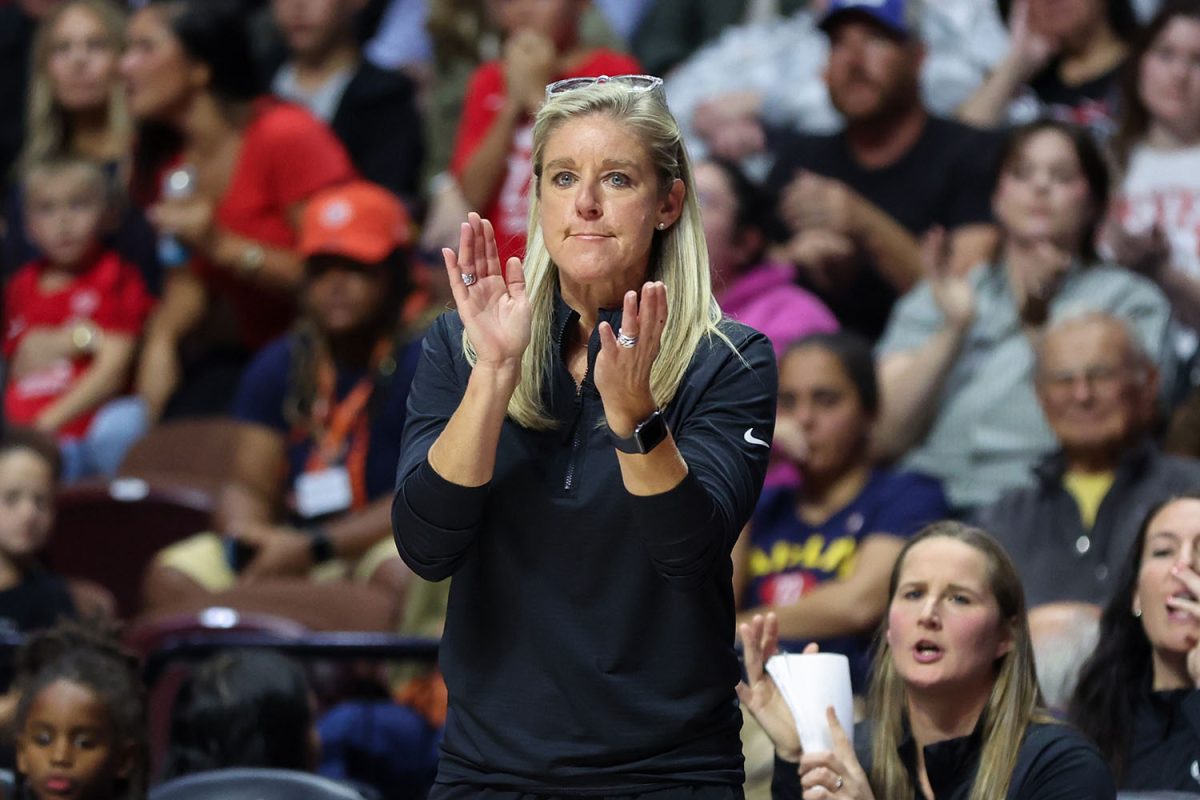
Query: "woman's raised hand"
736 612 802 763
443 212 532 369
1165 563 1200 688
595 281 667 436
1006 0 1058 81
923 227 974 332
1011 240 1071 326
1107 221 1171 278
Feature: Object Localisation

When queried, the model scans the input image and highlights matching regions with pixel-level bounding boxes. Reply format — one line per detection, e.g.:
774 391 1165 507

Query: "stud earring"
656 222 666 230
1133 607 1142 618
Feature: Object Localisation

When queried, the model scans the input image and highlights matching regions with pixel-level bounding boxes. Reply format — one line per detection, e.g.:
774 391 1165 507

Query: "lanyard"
302 337 392 510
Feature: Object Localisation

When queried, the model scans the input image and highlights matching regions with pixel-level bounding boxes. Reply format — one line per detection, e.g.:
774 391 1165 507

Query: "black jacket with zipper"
392 295 777 793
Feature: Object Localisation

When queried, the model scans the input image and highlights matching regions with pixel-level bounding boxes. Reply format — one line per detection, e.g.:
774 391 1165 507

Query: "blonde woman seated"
739 521 1115 799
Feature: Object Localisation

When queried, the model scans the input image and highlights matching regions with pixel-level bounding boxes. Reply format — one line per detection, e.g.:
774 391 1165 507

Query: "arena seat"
149 768 372 800
42 478 214 619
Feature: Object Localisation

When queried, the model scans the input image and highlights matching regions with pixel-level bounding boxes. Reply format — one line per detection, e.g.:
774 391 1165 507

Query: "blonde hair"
465 81 725 430
20 0 132 176
866 521 1053 800
22 154 111 207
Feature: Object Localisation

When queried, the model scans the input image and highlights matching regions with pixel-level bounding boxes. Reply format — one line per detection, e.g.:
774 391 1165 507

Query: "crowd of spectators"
1 0 1200 796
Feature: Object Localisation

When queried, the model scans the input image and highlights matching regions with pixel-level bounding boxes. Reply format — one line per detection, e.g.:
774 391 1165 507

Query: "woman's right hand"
1164 563 1200 687
443 212 532 370
923 227 975 331
1107 222 1171 279
737 612 802 762
503 29 556 114
1005 0 1057 81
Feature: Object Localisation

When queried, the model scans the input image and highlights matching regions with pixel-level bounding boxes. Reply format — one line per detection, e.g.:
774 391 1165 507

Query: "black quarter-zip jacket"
392 296 777 793
772 719 1115 799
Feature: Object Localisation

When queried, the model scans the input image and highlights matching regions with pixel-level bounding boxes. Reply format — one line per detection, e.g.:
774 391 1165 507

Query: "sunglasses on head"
544 74 665 102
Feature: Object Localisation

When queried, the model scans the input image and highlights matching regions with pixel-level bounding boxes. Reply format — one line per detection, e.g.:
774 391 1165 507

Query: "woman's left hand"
595 281 666 436
1011 241 1071 325
797 708 875 800
1165 563 1200 687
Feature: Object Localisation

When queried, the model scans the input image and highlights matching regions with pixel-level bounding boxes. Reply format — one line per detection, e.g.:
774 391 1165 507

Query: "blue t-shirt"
232 333 423 511
745 469 949 688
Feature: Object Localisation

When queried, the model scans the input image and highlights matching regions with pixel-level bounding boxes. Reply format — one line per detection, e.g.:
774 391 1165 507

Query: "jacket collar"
1033 437 1158 486
550 291 624 403
897 715 986 798
552 291 625 352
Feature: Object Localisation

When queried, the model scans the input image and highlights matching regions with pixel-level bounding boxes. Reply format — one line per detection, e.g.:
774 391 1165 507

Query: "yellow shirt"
1063 470 1116 529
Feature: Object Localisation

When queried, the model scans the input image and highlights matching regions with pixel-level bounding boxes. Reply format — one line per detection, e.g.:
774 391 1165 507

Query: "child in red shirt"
4 157 154 479
450 0 640 264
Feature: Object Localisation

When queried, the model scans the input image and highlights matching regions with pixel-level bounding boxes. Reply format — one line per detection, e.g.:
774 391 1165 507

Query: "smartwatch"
70 322 99 355
610 409 669 454
240 243 266 275
306 526 336 564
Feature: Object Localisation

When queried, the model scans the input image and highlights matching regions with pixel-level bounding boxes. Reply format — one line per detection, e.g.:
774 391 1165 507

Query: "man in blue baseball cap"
818 0 919 39
763 0 1003 340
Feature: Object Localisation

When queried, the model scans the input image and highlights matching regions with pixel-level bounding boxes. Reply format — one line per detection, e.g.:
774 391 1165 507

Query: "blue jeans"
59 396 149 482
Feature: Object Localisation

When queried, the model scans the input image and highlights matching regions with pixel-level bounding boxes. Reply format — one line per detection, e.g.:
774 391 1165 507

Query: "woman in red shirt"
121 0 355 422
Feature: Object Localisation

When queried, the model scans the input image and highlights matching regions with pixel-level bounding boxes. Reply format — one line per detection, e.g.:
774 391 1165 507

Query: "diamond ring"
461 272 477 287
834 775 844 791
616 329 638 348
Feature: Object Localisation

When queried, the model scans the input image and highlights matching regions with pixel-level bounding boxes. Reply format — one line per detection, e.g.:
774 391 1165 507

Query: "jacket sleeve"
391 313 488 581
627 325 777 589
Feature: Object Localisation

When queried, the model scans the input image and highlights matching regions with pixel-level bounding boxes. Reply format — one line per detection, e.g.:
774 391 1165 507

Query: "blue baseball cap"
818 0 917 39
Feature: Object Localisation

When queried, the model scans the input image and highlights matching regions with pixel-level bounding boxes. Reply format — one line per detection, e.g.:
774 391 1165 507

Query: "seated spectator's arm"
457 101 524 211
33 333 136 434
218 422 287 533
136 269 207 423
209 227 304 292
1155 267 1200 331
948 224 1001 276
237 496 398 582
737 534 905 639
873 229 975 460
319 497 394 560
456 31 553 211
1108 222 1200 330
956 0 1054 128
853 198 924 293
875 329 969 460
9 326 79 380
780 172 922 293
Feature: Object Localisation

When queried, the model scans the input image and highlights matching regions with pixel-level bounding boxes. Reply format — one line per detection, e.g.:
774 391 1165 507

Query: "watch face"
635 411 667 453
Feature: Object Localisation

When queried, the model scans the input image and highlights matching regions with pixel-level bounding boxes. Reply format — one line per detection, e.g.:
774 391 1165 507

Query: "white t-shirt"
1114 144 1200 279
1112 143 1200 373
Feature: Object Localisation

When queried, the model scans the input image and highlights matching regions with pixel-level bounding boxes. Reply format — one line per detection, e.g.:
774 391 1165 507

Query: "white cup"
765 652 854 753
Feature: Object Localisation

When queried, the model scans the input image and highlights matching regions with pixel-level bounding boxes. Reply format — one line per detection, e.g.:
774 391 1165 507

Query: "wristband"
306 526 336 564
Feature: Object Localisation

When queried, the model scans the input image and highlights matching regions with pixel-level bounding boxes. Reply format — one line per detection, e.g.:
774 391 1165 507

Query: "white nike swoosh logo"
743 428 769 448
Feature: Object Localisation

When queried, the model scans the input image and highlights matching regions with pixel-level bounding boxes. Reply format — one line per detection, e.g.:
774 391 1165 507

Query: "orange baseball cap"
298 181 412 263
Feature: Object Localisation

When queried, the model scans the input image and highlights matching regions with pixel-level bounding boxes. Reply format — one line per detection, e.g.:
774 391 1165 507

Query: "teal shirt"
877 261 1173 509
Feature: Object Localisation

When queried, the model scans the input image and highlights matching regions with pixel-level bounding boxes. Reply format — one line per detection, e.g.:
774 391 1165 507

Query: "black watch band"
307 526 336 564
610 409 668 454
